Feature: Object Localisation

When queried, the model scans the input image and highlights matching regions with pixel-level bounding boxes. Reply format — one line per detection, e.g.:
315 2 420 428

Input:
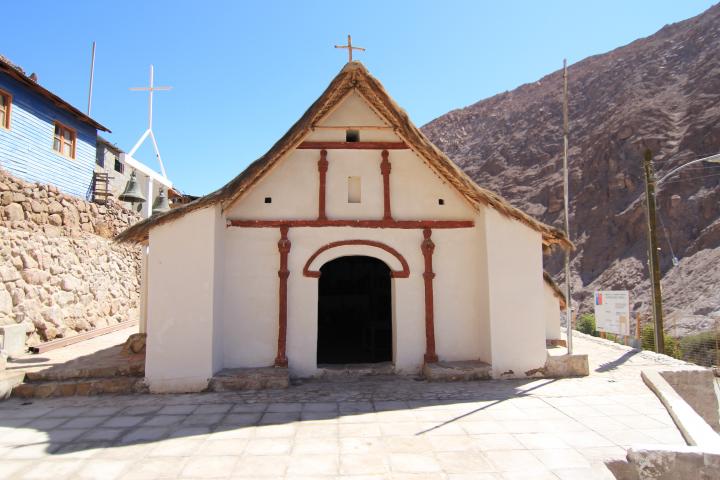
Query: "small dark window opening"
114 157 124 173
346 129 360 142
264 197 272 204
438 198 445 205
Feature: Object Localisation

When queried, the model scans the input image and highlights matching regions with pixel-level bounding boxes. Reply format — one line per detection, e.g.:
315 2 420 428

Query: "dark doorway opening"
317 256 392 364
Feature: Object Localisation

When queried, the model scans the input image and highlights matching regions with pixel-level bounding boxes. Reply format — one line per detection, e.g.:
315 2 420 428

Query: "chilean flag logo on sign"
595 292 603 305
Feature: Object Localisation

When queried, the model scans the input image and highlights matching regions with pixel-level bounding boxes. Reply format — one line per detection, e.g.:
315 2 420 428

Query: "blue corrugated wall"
0 74 97 198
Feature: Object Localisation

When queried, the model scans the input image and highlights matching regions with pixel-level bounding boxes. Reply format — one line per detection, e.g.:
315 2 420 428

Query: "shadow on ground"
0 376 559 458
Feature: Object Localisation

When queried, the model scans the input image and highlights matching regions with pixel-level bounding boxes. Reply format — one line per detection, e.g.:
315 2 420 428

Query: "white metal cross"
127 65 172 178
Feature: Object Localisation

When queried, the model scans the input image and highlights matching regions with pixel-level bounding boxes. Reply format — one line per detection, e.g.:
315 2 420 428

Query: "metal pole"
148 65 154 130
87 41 96 115
562 59 573 354
642 149 665 354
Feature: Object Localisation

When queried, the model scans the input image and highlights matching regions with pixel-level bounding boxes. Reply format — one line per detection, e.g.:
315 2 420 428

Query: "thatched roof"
544 271 568 310
116 62 571 248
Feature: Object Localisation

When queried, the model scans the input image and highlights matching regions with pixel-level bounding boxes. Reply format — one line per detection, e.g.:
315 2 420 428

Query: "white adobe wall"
484 207 547 377
544 283 562 340
145 206 223 393
222 224 488 378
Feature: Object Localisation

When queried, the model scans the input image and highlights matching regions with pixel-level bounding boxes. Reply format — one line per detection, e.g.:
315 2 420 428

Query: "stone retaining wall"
0 168 142 348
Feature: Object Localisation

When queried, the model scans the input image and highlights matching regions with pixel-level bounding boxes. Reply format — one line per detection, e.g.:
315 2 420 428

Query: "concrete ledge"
641 370 720 448
624 444 720 480
423 360 492 382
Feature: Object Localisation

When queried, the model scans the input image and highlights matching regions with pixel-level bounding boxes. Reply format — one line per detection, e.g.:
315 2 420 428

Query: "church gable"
117 62 569 250
227 90 475 221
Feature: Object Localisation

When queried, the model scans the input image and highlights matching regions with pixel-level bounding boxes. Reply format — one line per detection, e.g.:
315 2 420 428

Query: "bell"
152 187 171 215
118 171 146 204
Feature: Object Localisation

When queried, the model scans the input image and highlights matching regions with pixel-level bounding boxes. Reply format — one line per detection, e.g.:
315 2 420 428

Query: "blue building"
0 55 110 198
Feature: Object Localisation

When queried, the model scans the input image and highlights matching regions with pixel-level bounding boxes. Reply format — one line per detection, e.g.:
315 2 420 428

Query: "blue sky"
3 1 717 195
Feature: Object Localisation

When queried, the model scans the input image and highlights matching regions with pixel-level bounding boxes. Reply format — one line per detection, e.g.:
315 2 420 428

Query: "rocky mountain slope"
422 4 720 334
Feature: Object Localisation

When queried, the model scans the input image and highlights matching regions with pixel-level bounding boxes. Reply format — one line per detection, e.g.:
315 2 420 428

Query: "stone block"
0 287 11 315
626 445 720 480
544 354 590 377
0 323 27 356
4 203 23 221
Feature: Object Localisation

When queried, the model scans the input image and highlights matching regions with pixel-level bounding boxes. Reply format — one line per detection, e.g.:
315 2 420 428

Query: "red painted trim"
421 228 438 363
380 150 392 220
317 149 328 220
275 225 291 367
228 219 474 229
298 141 408 150
303 240 410 279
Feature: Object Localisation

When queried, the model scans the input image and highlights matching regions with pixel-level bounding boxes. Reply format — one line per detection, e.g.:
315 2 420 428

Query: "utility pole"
562 59 573 354
87 41 96 115
642 148 665 354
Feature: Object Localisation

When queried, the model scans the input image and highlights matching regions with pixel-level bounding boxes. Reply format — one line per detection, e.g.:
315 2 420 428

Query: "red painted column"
421 228 438 363
317 150 328 220
380 150 392 220
275 225 291 367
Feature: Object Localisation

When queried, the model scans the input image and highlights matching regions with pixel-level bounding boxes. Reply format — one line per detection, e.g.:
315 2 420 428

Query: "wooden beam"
29 319 138 354
421 228 438 363
297 141 408 150
228 219 474 229
311 125 393 130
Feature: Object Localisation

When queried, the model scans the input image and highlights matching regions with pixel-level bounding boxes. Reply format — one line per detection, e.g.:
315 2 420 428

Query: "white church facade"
118 62 571 393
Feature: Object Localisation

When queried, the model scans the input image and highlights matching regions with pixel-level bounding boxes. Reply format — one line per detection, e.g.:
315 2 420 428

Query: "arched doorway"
317 256 392 364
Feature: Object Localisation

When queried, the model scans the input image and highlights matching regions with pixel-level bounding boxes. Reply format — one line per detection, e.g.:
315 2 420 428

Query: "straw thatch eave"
116 62 571 250
544 271 568 311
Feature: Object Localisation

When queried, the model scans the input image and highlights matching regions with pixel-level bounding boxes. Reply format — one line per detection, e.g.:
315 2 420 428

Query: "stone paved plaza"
0 333 691 479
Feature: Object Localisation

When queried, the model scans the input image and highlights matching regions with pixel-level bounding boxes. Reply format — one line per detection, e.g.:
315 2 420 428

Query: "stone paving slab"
0 333 694 479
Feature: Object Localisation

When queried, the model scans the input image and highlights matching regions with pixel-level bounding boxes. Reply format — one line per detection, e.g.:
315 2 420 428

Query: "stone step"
11 376 148 399
24 354 144 382
317 362 395 378
208 367 289 392
422 360 492 382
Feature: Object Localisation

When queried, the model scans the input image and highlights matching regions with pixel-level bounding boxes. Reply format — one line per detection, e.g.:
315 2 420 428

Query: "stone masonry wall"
0 168 142 347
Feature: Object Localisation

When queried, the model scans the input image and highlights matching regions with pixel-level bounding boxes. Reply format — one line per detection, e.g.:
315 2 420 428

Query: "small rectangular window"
0 90 11 129
114 157 124 173
348 176 361 203
264 197 272 204
346 129 360 142
438 198 445 205
52 122 76 159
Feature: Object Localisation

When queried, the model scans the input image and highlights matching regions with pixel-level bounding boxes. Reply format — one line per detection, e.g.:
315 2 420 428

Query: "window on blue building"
53 122 76 159
0 90 10 129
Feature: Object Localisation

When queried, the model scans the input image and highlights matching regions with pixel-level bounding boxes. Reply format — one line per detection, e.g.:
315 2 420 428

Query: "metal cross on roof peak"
334 35 365 63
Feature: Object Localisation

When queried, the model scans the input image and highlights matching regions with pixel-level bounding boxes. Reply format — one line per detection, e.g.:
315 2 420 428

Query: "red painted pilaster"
275 225 291 367
421 228 438 363
380 150 392 220
317 150 328 220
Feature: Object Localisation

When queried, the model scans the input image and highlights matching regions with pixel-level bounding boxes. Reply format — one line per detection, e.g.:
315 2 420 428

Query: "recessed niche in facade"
348 176 361 203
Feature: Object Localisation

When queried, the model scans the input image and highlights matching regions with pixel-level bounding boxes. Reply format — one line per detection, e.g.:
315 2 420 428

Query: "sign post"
594 291 631 337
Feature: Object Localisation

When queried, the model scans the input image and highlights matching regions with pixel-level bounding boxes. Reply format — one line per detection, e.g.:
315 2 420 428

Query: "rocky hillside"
422 4 720 334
